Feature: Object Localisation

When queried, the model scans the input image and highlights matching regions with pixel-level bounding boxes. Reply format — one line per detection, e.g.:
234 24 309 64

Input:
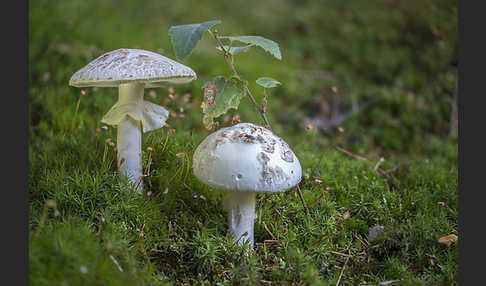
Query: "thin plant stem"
184 153 191 183
166 155 185 185
33 203 49 241
208 29 272 129
100 143 108 171
70 94 83 135
160 129 170 153
61 122 68 145
144 150 153 177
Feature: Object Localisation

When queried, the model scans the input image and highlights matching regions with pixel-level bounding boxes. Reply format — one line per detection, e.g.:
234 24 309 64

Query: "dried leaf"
305 123 315 130
201 76 246 129
438 234 458 247
342 212 351 220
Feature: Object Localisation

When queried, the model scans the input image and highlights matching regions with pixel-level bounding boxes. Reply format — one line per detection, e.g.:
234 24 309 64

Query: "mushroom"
192 122 302 247
69 48 196 192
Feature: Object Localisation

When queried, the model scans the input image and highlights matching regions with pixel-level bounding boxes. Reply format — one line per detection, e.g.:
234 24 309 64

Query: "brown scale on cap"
262 137 277 154
258 152 290 186
211 123 284 157
279 139 294 163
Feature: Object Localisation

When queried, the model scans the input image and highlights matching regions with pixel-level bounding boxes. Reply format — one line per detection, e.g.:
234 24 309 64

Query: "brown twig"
335 146 369 162
263 239 280 244
379 280 401 286
100 143 109 171
144 149 153 177
383 167 398 174
257 194 266 203
33 203 49 241
335 146 392 180
296 184 310 215
262 221 277 240
373 157 385 171
109 254 124 272
330 250 353 258
353 232 369 247
181 181 195 193
178 199 194 215
336 255 350 286
376 168 391 180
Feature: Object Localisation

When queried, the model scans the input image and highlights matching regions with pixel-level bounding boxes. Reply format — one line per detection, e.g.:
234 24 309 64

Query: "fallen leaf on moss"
438 234 458 247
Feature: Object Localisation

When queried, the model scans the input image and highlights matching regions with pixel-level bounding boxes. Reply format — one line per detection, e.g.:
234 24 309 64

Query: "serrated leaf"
256 77 281 88
219 36 282 60
169 20 221 60
201 76 246 129
216 44 254 55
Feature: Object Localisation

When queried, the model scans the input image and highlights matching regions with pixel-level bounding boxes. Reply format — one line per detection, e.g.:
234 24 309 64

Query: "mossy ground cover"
29 0 457 285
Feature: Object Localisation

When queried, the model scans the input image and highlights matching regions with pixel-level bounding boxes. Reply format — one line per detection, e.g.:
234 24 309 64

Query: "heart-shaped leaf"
169 20 221 60
201 76 246 129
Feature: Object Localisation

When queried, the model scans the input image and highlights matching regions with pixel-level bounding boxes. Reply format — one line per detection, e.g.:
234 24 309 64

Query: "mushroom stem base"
223 191 256 247
117 118 144 193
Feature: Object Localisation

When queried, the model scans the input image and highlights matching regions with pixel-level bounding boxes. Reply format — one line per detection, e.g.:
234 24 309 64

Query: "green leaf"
201 76 246 129
256 77 281 88
169 20 221 60
215 44 254 55
219 36 282 60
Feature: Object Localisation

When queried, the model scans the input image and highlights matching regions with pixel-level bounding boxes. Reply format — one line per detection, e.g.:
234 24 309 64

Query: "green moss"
29 0 457 284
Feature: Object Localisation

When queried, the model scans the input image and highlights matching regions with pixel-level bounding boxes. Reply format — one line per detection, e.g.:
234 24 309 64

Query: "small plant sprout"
192 123 302 247
169 20 281 130
69 48 196 193
256 77 281 125
169 21 311 213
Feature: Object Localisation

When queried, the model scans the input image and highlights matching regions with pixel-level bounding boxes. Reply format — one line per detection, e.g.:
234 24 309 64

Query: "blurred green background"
29 0 458 285
30 0 458 152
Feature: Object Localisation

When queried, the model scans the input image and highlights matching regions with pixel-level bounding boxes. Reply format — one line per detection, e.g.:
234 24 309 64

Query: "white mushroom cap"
193 123 302 193
69 48 197 88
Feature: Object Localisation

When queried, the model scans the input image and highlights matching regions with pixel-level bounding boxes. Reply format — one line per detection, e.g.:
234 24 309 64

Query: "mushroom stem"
223 191 256 247
116 83 145 192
